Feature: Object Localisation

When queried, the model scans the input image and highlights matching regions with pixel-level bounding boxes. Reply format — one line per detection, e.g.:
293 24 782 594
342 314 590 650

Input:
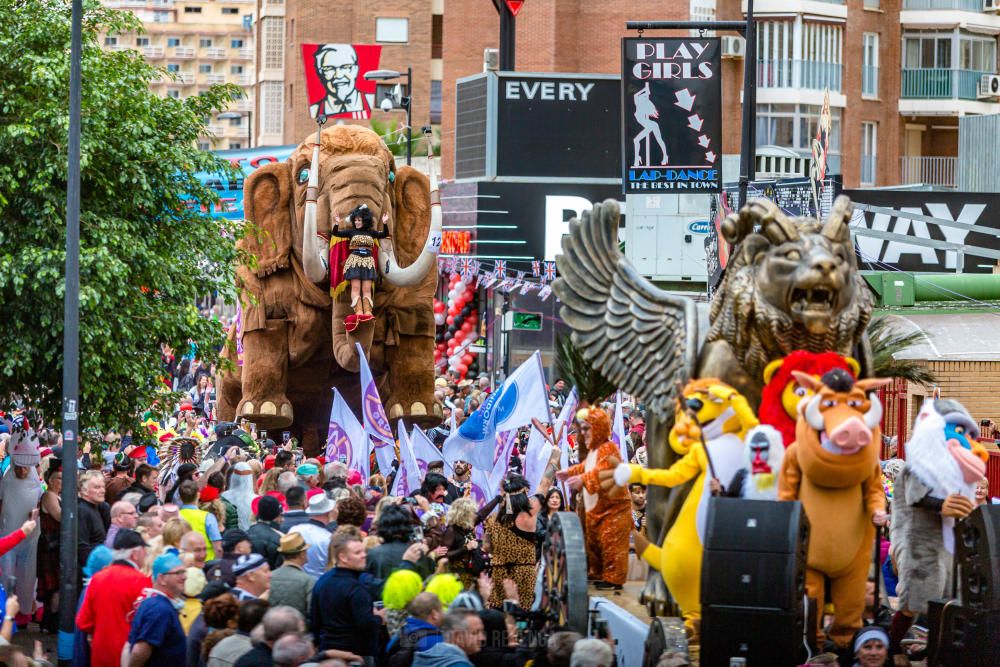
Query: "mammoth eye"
784 249 801 261
296 168 309 185
388 171 395 183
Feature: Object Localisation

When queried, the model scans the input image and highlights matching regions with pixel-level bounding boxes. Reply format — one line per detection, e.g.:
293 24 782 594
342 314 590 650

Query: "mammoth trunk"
379 146 443 287
302 142 329 284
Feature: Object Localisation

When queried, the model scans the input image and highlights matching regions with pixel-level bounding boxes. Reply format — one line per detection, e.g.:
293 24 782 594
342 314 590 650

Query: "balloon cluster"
434 273 479 379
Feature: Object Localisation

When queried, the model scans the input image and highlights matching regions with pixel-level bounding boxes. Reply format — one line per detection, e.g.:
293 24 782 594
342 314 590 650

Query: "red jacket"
76 562 151 667
0 528 25 558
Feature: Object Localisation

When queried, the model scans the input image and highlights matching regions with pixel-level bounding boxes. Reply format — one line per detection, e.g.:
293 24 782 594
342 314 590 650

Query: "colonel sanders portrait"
309 44 374 118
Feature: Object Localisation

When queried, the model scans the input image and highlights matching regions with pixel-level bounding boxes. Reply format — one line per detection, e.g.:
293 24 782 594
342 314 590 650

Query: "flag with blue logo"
326 388 370 482
443 350 551 471
356 342 396 475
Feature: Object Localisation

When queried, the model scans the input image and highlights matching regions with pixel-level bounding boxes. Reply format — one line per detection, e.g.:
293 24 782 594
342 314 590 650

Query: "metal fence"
903 0 982 10
901 68 988 100
899 156 958 187
758 60 843 91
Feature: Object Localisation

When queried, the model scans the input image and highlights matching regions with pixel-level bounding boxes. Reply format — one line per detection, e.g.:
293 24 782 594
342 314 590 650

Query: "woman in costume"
332 204 390 325
484 475 539 608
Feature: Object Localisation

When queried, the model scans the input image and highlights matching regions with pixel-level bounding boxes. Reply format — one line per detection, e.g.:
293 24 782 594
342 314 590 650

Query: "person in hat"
76 529 152 667
247 495 285 569
230 553 271 602
268 533 316 617
0 415 43 622
125 552 188 666
296 463 321 489
204 528 252 586
106 452 134 503
288 494 337 577
222 461 257 530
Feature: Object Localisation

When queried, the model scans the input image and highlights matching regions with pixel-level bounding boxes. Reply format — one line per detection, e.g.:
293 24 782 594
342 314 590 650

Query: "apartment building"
102 0 257 150
441 0 1000 188
255 0 442 147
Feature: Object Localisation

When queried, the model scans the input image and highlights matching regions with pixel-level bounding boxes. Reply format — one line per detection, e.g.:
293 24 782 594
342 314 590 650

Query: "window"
198 142 212 151
136 37 150 46
167 90 181 98
431 14 443 59
167 37 181 47
104 36 118 46
262 81 284 135
960 37 996 72
861 122 877 186
221 7 239 14
229 142 243 150
230 65 244 74
903 33 952 69
430 80 442 123
184 6 202 13
862 33 878 98
199 64 213 73
228 117 243 126
375 17 409 43
153 11 169 23
167 63 180 72
755 20 842 91
200 38 213 48
757 103 842 158
261 17 285 70
231 39 244 48
864 0 879 7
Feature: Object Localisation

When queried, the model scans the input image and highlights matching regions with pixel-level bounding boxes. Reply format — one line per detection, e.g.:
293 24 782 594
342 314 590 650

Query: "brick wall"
897 360 1000 440
282 0 433 145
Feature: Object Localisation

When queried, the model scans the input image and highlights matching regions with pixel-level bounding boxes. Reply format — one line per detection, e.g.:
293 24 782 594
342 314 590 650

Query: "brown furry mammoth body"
216 126 442 454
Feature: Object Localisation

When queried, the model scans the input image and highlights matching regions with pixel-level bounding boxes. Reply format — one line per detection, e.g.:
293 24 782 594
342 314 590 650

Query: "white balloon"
448 289 458 301
434 313 446 326
454 281 466 293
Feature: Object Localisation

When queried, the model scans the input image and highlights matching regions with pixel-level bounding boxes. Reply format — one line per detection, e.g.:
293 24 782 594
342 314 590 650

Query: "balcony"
206 125 226 136
903 0 982 9
204 73 226 85
901 68 989 99
757 60 843 92
173 47 195 59
142 46 164 59
235 74 253 86
177 73 195 85
237 47 255 60
232 99 253 112
899 156 958 187
204 47 228 59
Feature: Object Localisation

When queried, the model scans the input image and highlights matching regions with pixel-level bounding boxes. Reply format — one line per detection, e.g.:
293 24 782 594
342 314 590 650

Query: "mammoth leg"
237 318 294 429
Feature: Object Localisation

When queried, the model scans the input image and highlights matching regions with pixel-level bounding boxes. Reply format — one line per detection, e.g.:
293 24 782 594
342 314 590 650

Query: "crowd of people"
0 367 652 667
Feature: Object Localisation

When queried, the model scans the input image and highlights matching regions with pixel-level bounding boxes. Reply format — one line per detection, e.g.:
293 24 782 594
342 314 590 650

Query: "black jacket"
367 541 434 580
77 499 110 573
247 520 284 569
280 509 310 531
233 643 273 667
310 568 380 656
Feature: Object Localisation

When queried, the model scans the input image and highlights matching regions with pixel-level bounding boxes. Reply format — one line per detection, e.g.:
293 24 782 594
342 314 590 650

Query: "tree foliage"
554 334 616 406
868 316 936 386
0 0 244 429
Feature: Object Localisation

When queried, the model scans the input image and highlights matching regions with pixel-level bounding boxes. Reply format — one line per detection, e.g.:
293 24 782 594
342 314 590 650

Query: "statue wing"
553 199 697 418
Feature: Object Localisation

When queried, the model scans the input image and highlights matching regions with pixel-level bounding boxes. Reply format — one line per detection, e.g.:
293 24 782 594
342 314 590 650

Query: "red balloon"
446 315 455 326
457 363 469 375
462 353 474 366
452 331 465 343
461 322 473 333
434 301 445 314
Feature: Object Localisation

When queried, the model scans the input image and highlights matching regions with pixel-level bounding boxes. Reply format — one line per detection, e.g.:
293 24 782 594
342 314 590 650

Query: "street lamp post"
364 67 412 165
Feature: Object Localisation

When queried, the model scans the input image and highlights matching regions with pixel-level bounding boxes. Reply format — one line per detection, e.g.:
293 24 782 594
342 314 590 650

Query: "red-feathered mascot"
760 350 860 446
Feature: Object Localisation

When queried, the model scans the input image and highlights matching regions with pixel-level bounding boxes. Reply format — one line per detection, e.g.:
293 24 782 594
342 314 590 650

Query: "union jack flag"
459 258 474 277
543 261 557 282
494 260 507 277
531 260 541 277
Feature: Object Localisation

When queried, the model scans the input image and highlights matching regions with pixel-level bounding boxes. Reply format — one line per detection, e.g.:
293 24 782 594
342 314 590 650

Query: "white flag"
524 427 553 494
612 390 628 461
555 388 579 499
326 389 370 482
443 351 552 470
356 342 396 475
410 426 452 475
392 420 417 497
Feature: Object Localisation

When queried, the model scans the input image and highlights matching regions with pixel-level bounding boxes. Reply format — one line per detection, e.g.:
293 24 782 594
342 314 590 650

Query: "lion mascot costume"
778 368 889 649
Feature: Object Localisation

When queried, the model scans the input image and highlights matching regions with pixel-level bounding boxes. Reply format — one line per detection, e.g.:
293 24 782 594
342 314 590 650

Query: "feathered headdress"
156 435 205 492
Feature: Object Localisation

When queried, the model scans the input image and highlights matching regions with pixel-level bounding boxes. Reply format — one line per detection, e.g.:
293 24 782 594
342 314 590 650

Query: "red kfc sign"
301 44 382 120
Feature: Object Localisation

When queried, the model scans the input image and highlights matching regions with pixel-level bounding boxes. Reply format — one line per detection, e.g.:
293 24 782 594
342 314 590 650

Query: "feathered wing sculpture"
552 199 698 416
552 199 698 615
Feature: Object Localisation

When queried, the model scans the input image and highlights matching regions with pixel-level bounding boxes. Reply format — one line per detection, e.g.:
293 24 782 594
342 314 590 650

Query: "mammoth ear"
762 358 784 385
243 161 294 277
392 165 431 267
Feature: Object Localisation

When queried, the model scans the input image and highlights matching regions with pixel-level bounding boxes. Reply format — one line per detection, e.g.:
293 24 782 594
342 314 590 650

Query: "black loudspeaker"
701 497 809 610
955 505 1000 610
700 498 811 667
926 598 1000 667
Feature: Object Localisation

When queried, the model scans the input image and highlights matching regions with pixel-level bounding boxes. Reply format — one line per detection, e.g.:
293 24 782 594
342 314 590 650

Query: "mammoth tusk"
863 392 883 430
379 139 442 287
302 137 328 285
804 394 825 431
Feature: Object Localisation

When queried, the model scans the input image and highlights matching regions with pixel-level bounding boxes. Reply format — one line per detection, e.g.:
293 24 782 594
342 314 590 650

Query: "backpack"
385 627 440 667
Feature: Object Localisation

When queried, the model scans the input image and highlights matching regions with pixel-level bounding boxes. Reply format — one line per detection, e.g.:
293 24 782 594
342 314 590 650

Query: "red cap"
347 470 363 486
179 401 194 412
199 486 220 502
128 446 148 460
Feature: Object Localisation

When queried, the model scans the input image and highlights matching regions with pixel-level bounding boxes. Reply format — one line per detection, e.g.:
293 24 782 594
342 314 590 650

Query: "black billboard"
844 190 1000 274
495 74 621 179
621 38 723 194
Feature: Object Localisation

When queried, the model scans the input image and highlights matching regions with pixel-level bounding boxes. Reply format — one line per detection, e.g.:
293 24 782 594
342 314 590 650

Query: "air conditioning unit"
984 0 1000 12
483 48 499 72
721 35 746 59
978 74 1000 98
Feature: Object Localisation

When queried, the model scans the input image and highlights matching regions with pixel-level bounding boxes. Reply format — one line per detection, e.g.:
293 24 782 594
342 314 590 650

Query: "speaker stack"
927 504 1000 667
699 497 810 667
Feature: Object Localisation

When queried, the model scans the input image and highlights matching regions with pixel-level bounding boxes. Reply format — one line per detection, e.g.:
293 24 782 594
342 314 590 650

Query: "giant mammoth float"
217 125 443 453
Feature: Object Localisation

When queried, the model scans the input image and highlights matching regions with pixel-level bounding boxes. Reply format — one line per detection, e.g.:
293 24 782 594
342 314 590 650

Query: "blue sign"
195 145 296 220
687 220 711 235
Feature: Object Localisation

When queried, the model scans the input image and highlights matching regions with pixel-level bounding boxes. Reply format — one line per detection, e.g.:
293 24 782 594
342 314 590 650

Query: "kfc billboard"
301 44 382 120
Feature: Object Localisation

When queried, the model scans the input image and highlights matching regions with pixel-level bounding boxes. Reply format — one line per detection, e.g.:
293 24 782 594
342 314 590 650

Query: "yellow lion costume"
603 379 758 633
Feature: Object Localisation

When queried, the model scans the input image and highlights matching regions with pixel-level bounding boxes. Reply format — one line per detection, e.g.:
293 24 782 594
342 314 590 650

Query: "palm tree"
554 334 616 406
868 316 936 385
369 118 432 159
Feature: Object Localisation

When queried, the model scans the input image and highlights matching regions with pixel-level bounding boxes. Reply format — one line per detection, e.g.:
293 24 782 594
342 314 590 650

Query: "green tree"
868 316 936 385
554 333 616 406
0 0 244 429
369 118 438 159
